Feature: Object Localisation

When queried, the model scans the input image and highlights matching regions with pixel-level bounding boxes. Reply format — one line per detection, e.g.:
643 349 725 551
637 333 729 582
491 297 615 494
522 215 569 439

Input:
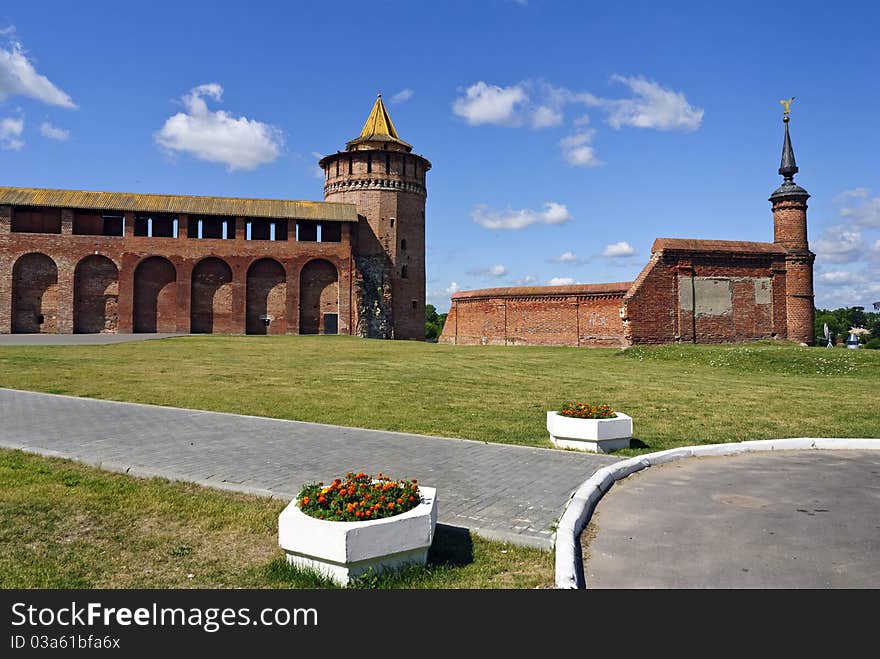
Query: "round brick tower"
319 95 431 339
770 110 815 345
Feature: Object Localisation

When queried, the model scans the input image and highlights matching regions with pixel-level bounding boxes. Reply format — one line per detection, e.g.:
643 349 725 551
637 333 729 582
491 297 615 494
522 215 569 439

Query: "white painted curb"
554 437 880 589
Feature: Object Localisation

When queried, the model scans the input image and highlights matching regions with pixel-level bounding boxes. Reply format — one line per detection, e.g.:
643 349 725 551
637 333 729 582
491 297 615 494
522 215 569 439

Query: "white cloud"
839 193 880 229
0 116 24 150
814 226 865 264
552 250 578 263
602 241 636 257
586 75 703 131
453 82 528 126
0 36 76 108
874 240 880 252
817 271 862 285
154 83 283 171
548 276 575 286
833 188 870 203
472 201 572 230
391 89 413 104
39 121 68 141
487 264 506 276
560 129 600 167
516 275 537 285
310 151 324 179
532 105 563 128
445 282 461 295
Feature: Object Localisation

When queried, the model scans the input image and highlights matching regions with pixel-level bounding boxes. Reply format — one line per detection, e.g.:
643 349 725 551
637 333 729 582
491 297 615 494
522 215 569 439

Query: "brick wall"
439 284 629 347
624 242 786 345
0 209 354 335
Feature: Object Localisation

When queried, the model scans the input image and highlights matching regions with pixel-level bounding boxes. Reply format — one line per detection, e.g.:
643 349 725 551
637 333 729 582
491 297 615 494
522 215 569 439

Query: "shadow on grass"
260 523 475 589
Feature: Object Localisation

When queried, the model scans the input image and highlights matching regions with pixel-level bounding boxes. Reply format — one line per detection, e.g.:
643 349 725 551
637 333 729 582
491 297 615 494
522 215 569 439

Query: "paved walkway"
585 450 880 587
0 388 616 549
0 333 185 346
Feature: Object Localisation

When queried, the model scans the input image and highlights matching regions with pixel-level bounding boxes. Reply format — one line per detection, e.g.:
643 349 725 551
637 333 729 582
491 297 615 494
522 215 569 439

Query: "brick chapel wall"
624 250 784 345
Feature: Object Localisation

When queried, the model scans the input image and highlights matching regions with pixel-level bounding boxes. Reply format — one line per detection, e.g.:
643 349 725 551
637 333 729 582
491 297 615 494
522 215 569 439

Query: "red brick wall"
624 249 784 344
73 254 119 333
190 257 233 334
440 288 626 347
11 252 59 333
0 204 354 335
299 258 339 334
245 259 286 335
133 256 177 333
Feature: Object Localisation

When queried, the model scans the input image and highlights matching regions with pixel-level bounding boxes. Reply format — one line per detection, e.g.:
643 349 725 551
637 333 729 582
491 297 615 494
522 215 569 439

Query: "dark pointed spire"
778 117 798 180
770 109 809 202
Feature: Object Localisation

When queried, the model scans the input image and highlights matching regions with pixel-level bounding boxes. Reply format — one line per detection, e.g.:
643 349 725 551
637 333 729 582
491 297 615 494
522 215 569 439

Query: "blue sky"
1 0 878 312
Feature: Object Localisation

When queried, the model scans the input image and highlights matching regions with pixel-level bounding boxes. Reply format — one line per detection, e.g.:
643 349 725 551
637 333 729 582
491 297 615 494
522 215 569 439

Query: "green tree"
425 304 447 341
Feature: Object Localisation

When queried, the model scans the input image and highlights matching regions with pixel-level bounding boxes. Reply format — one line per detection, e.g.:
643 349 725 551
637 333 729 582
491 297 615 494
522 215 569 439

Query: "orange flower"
301 496 310 506
387 502 395 509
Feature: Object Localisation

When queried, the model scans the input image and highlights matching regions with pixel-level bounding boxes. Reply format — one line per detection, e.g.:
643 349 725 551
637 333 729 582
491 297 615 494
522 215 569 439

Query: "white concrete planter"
547 411 632 453
278 486 437 586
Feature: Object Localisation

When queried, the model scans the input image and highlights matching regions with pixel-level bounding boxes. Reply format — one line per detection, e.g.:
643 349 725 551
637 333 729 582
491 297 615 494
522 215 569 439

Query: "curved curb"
554 437 880 589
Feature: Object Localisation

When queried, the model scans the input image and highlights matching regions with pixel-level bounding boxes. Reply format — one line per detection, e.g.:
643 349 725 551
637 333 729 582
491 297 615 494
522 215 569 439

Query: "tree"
425 304 447 341
814 306 878 344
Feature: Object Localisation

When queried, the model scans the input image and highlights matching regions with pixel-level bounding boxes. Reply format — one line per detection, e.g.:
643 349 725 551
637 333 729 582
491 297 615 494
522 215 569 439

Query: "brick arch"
74 255 119 333
133 256 177 333
12 252 59 333
246 258 286 335
299 259 339 335
190 257 233 334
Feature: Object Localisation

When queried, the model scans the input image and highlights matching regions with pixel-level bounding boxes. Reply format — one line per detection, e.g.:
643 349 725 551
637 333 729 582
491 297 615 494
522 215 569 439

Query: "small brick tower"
319 95 431 339
770 106 815 344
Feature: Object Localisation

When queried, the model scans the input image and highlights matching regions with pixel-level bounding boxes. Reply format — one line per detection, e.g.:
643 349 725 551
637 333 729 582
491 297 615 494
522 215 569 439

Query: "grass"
0 448 554 589
0 335 877 453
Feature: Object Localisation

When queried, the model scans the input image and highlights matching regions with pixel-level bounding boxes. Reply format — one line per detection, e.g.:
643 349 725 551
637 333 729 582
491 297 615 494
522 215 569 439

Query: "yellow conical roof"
347 94 412 151
359 94 400 140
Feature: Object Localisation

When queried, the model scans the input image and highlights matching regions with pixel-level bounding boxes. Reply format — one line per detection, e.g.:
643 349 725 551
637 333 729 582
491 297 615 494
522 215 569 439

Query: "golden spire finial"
779 96 795 121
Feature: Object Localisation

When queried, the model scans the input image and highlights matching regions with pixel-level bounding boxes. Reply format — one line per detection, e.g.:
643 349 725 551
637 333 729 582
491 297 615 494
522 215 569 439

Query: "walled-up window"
73 211 123 236
11 206 61 233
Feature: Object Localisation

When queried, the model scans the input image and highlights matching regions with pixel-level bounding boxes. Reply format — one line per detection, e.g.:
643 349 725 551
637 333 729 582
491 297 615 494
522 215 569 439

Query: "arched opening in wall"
299 259 339 335
190 258 233 334
246 258 286 335
74 255 119 333
133 256 177 333
12 253 59 333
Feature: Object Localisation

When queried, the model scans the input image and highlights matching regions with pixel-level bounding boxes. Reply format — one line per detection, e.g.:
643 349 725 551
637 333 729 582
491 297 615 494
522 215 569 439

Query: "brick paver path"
0 388 616 549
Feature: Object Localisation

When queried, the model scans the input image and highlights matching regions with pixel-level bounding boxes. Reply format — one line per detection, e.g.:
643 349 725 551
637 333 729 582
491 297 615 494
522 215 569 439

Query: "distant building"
440 116 815 346
0 95 429 339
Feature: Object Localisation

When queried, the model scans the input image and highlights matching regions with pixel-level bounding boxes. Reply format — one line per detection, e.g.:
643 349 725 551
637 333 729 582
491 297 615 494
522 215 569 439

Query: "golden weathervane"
779 96 795 117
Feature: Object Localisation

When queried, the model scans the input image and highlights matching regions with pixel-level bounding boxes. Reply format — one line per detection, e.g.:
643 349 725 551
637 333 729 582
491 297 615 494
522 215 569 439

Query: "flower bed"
548 402 631 453
278 472 437 586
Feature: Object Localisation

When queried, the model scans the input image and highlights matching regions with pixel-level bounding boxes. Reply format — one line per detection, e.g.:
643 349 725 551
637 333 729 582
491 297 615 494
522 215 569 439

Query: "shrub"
559 402 617 419
865 338 880 350
297 472 421 522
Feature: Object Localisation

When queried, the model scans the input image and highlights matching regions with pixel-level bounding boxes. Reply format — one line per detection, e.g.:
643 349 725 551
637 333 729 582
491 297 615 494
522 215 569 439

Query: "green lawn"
0 336 877 452
0 449 554 589
0 336 880 453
